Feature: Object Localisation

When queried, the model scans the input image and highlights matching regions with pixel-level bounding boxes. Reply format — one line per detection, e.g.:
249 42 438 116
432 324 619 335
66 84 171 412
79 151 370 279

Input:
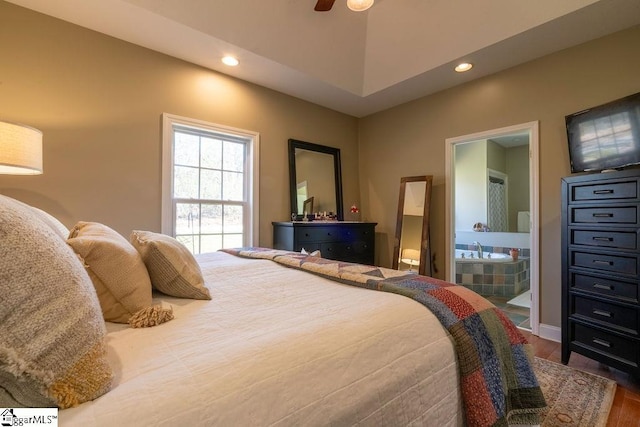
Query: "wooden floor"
522 331 640 426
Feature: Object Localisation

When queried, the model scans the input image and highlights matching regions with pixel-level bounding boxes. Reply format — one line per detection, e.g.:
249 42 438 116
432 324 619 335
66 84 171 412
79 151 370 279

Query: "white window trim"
161 113 260 246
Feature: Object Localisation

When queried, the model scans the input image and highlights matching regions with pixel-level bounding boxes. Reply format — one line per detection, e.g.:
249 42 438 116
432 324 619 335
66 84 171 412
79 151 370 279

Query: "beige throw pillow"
0 196 113 409
130 230 211 300
67 222 154 323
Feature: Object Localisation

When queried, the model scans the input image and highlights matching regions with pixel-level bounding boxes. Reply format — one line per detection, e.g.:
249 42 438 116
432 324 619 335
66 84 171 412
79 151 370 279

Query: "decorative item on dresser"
272 221 376 265
561 168 640 377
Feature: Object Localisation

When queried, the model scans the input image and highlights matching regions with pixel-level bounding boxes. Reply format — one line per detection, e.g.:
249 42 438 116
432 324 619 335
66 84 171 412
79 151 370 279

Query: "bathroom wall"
506 145 530 232
487 140 506 172
454 140 487 230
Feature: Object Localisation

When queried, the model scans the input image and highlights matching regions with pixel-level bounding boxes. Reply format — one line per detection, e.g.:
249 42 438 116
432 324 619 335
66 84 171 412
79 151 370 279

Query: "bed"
0 195 545 426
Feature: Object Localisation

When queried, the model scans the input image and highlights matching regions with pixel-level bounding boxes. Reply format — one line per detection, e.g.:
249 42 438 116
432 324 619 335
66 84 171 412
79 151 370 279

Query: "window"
162 113 259 254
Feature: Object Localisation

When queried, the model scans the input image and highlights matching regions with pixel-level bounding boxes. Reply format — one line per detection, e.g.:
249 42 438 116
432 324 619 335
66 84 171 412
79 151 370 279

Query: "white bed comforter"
60 252 463 426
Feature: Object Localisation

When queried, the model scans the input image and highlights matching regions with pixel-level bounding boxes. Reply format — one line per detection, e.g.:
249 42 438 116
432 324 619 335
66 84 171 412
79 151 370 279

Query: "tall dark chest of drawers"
272 221 376 265
561 169 640 376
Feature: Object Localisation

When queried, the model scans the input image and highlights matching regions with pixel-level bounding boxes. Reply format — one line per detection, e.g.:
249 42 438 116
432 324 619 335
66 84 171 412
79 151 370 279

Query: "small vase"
510 248 519 261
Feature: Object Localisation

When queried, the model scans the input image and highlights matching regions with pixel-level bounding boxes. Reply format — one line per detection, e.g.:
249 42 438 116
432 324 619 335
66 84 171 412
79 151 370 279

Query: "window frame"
161 113 259 249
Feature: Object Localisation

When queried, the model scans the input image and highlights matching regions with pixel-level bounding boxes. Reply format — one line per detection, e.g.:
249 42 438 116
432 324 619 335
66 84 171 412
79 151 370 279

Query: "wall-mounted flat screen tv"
566 92 640 173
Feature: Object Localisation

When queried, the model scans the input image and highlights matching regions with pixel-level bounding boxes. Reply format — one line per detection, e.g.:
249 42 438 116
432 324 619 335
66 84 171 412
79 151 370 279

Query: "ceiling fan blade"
314 0 335 11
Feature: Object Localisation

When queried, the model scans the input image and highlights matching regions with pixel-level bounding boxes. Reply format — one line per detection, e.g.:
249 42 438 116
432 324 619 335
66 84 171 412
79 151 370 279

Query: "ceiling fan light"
347 0 374 12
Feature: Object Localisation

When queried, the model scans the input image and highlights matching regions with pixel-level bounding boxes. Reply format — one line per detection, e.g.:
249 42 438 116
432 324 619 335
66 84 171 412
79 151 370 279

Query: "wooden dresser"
272 221 376 265
561 169 640 376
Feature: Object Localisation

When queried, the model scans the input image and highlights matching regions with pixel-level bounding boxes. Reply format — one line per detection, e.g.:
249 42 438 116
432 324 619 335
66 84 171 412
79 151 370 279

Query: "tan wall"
359 25 640 327
0 2 359 245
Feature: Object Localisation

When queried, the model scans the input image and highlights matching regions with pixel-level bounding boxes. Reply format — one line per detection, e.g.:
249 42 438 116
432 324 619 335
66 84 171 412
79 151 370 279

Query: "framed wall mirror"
288 139 343 220
392 175 433 276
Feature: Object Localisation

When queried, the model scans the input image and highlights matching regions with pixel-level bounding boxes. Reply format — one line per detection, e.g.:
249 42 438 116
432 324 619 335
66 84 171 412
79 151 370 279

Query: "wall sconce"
0 121 43 175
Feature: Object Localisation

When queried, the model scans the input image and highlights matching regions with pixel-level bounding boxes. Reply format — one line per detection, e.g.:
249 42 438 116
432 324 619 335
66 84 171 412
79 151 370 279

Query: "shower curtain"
488 180 508 232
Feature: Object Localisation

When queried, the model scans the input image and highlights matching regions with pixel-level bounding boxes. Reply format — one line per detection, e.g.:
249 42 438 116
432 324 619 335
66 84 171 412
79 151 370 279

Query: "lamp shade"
0 121 43 175
347 0 374 11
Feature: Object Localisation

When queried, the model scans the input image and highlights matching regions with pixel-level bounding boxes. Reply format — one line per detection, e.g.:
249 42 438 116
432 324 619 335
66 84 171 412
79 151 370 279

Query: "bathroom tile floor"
484 295 531 330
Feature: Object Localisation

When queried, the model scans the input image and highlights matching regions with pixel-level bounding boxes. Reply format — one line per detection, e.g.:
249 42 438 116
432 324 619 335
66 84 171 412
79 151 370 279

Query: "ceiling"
7 0 640 117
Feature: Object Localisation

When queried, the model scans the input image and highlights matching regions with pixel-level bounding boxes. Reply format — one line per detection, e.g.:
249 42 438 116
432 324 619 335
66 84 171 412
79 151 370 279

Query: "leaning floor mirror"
392 175 433 276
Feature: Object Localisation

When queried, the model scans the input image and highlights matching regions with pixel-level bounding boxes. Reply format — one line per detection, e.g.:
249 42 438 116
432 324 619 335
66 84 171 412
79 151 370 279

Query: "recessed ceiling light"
222 56 239 67
455 62 473 73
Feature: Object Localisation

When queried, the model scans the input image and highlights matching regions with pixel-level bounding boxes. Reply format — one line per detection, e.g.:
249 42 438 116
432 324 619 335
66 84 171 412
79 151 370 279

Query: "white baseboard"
537 324 561 342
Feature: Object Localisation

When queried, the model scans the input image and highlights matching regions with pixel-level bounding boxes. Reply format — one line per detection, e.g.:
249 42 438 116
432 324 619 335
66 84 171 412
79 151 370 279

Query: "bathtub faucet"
473 241 483 259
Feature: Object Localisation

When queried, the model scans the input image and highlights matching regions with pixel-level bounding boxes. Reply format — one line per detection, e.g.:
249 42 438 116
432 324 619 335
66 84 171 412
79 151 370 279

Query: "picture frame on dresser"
302 197 314 217
561 168 640 377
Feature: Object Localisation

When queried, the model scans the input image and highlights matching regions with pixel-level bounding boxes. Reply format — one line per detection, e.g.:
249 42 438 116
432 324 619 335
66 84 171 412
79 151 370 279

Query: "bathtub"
454 249 512 262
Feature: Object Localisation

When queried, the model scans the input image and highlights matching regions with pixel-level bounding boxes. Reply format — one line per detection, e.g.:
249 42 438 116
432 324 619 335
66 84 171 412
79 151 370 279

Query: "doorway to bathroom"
445 122 539 335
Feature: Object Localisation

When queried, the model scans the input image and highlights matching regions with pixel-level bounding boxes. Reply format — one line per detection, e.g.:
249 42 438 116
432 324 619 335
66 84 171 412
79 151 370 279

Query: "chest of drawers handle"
593 309 613 318
593 283 614 291
592 338 612 348
592 259 613 266
593 189 614 195
592 236 613 242
592 213 614 218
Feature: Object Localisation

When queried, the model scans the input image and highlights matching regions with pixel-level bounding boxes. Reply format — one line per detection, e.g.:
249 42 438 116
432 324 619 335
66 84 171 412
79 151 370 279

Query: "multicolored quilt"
221 248 546 427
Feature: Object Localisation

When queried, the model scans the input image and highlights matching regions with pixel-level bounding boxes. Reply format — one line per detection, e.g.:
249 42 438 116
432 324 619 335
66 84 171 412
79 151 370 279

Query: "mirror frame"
392 175 433 276
288 139 344 220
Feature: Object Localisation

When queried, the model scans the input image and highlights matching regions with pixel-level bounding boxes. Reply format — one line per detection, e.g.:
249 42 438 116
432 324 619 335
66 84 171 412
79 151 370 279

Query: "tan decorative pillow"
130 230 211 300
0 196 113 409
67 222 154 323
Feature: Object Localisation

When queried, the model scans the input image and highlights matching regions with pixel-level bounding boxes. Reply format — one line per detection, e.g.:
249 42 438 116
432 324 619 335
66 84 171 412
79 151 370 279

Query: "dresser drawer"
571 322 639 370
295 226 341 243
570 228 639 250
569 206 638 225
570 250 638 276
570 271 639 303
570 180 638 202
341 226 375 242
321 241 374 265
572 295 639 334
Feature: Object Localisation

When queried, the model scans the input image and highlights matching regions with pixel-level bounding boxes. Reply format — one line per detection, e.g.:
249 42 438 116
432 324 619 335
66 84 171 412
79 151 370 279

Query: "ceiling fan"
314 0 335 11
314 0 374 12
